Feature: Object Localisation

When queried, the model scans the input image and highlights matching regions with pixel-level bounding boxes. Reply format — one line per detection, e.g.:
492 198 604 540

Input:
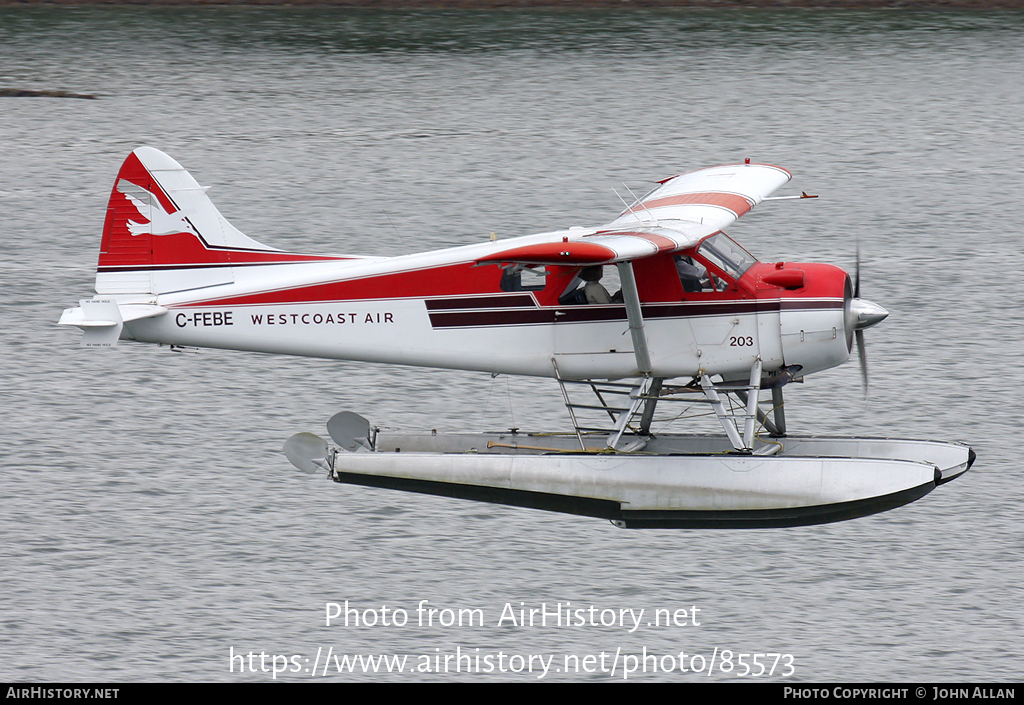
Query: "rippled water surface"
1 7 1022 681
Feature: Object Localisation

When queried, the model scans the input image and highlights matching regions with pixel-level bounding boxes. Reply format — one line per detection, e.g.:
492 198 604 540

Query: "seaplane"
59 147 974 528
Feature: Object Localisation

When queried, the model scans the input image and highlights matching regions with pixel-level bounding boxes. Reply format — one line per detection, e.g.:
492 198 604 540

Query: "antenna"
612 186 647 226
382 211 408 248
623 182 657 224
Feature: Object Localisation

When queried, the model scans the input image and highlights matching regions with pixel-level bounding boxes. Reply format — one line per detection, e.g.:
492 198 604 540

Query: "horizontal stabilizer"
59 299 167 347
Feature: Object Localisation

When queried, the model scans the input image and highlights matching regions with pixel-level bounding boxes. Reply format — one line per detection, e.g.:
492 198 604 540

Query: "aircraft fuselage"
119 244 851 382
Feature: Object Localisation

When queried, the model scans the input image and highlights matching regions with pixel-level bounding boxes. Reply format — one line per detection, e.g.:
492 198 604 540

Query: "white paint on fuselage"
779 307 849 377
115 229 851 383
124 296 849 382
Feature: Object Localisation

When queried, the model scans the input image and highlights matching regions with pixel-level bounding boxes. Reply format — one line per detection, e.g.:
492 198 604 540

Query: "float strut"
700 375 745 451
638 378 664 436
742 358 763 449
701 357 762 452
771 386 787 436
735 389 783 438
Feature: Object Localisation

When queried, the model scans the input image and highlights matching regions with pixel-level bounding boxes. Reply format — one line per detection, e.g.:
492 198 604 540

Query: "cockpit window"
697 233 757 280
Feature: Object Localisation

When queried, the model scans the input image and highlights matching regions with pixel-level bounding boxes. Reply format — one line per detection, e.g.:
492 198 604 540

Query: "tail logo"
116 179 197 237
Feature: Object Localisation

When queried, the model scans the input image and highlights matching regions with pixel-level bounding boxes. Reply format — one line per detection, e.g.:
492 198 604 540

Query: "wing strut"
615 260 652 376
597 260 657 450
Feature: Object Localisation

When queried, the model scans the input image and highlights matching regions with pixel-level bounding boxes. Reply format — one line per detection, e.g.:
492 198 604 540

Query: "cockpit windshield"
697 233 757 280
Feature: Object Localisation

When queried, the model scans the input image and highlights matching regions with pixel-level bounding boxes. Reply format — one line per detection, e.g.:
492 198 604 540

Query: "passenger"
580 266 612 304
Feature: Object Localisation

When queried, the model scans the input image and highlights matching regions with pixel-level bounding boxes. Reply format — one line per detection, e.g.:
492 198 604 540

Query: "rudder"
96 147 335 296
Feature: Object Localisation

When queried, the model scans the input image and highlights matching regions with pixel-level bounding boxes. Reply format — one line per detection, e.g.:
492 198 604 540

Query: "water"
1 7 1022 681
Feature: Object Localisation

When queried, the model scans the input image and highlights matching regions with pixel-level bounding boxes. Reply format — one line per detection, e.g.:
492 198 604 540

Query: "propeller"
844 242 889 396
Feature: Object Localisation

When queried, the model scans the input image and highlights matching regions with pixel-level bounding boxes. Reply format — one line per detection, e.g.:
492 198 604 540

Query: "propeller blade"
854 240 861 299
856 329 868 397
848 240 882 399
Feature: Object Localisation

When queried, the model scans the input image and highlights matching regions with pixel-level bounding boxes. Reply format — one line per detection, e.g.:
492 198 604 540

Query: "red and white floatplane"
60 148 973 528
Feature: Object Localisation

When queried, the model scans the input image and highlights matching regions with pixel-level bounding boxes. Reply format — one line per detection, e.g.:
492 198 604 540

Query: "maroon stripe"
425 294 536 311
429 299 844 328
779 299 843 311
430 309 557 327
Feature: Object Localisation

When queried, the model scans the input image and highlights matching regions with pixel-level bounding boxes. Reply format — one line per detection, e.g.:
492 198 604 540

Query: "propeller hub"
849 298 889 331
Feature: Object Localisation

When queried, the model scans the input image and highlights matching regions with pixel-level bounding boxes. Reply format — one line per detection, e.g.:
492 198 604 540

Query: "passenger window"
500 264 547 292
557 266 622 305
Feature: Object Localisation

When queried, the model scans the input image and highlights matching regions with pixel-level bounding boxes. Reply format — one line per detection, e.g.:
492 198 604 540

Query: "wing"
607 162 792 234
476 163 792 267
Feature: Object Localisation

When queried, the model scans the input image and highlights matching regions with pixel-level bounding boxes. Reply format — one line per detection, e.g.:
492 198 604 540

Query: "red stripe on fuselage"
181 261 503 307
97 242 346 271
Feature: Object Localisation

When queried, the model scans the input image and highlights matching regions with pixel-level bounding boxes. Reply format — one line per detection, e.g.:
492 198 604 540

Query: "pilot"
675 256 707 293
580 266 612 304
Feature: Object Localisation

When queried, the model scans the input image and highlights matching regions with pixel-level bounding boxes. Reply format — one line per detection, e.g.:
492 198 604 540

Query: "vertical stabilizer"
96 147 286 295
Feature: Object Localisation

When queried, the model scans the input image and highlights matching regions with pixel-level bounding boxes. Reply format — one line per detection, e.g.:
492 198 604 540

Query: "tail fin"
97 147 333 295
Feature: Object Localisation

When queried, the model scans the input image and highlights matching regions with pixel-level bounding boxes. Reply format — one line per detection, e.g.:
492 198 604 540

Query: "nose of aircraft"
849 298 889 330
